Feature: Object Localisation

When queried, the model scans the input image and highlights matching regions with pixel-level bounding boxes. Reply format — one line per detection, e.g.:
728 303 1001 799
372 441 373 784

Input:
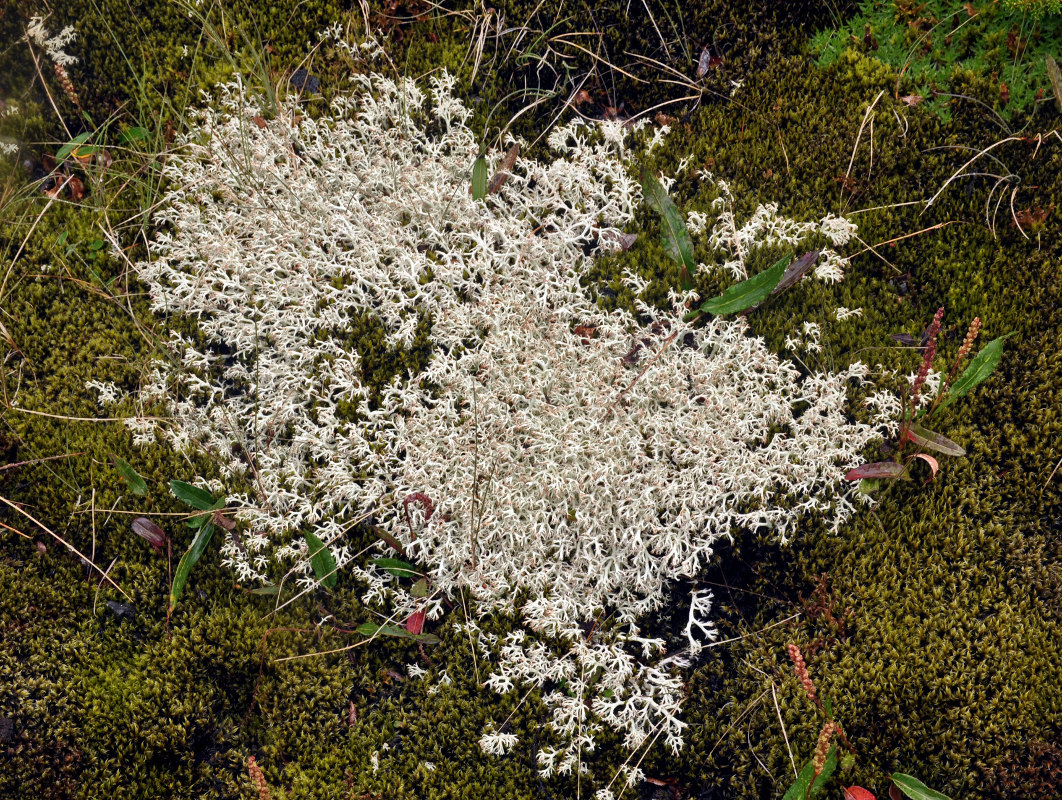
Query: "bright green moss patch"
811 0 1062 119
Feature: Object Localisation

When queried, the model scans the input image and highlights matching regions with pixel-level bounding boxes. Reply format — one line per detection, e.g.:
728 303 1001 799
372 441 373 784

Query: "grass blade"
640 167 695 290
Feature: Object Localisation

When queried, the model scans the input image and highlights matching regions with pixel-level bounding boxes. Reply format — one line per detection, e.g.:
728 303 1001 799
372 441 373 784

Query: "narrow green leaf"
640 167 695 289
249 584 280 595
110 454 147 496
356 622 440 643
186 512 211 529
119 126 150 144
891 773 953 800
56 131 93 163
783 757 816 800
938 333 1016 411
783 746 839 800
305 531 338 589
811 745 839 796
698 255 790 316
372 557 419 578
906 423 966 457
169 480 217 510
471 153 488 200
169 522 214 610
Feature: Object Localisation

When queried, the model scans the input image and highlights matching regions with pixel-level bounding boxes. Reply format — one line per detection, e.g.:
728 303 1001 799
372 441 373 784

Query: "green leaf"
356 622 440 644
697 255 790 316
411 578 429 598
782 745 838 800
169 480 217 510
169 522 215 611
372 557 419 578
305 531 338 589
186 512 211 529
56 131 94 163
937 333 1016 411
471 153 488 200
906 423 966 457
110 454 147 496
891 773 953 800
640 167 695 290
119 126 150 144
248 584 280 595
858 478 881 494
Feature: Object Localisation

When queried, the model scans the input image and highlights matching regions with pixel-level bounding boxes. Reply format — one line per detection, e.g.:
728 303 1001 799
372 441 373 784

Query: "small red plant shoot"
847 309 1013 488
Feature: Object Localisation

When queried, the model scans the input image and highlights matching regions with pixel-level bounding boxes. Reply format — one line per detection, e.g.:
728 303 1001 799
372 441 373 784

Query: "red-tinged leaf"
600 229 639 251
770 250 819 296
890 785 903 800
845 788 877 800
845 461 910 481
131 517 166 549
405 609 426 635
889 333 919 346
906 423 966 457
913 453 939 481
486 143 519 195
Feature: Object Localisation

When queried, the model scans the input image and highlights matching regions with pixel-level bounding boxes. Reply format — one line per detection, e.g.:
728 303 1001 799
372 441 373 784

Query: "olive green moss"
2 0 1062 798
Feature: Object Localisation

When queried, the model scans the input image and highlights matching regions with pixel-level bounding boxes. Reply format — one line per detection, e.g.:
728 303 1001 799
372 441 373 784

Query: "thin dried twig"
0 493 131 599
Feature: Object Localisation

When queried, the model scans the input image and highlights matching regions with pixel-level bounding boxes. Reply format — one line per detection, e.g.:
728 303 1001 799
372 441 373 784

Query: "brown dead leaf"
899 94 924 107
1000 81 1010 105
1012 205 1051 229
486 143 519 195
252 116 268 129
67 175 85 202
573 324 598 344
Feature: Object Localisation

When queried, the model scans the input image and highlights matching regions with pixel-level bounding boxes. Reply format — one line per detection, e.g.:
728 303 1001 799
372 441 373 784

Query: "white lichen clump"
130 67 891 769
